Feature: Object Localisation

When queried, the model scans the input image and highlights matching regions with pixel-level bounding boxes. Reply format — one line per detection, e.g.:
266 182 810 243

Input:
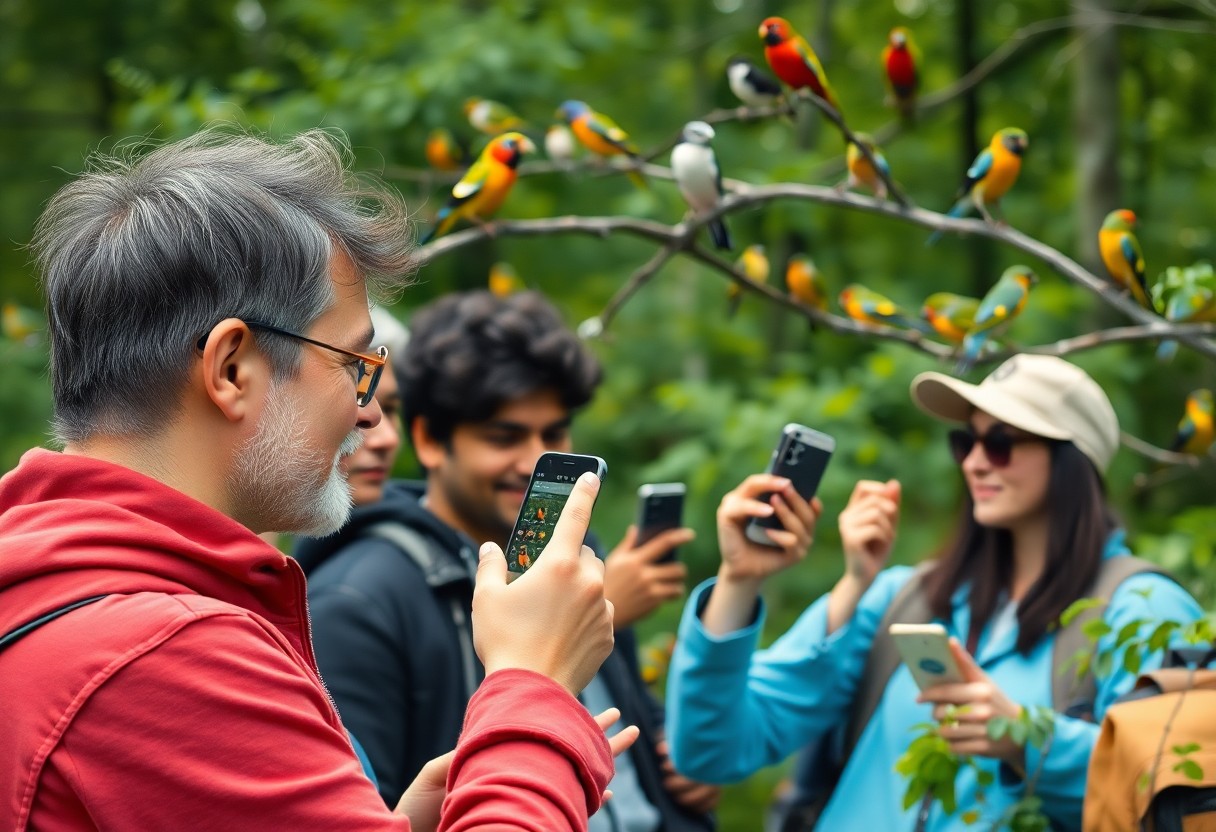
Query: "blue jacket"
666 537 1201 830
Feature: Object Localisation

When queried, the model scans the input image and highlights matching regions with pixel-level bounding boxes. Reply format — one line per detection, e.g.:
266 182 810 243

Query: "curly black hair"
399 291 602 446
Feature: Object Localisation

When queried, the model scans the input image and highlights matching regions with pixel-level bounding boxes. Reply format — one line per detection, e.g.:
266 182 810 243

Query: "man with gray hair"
0 128 629 831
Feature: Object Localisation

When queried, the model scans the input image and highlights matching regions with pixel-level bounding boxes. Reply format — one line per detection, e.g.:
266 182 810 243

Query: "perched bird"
842 133 891 200
882 27 920 122
1099 209 1151 310
464 97 527 136
544 124 576 164
957 266 1038 372
928 127 1029 245
489 262 525 297
1170 389 1215 457
838 284 928 332
921 292 980 344
729 244 770 317
671 121 731 251
418 132 536 244
785 255 827 311
556 99 646 189
759 17 839 111
2 302 42 345
424 128 467 172
1157 281 1216 362
726 56 784 108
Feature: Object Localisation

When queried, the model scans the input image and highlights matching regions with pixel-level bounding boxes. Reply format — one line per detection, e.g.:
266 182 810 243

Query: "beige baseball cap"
910 354 1120 473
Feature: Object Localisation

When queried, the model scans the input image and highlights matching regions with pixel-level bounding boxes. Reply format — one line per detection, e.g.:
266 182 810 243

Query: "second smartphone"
506 452 608 574
636 482 686 563
745 423 836 547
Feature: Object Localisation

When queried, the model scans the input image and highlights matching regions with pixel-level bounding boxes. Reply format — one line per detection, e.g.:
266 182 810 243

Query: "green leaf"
1009 718 1029 747
1138 771 1153 792
987 716 1011 741
1115 619 1145 648
1095 650 1115 679
939 778 957 815
1082 618 1113 641
902 776 928 810
976 769 995 787
1123 646 1143 677
1174 759 1205 781
1148 621 1181 653
1174 743 1202 756
1059 597 1104 628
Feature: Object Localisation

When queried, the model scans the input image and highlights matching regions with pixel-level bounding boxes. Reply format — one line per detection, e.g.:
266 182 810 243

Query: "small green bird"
1157 280 1216 362
838 284 928 333
921 292 980 345
957 266 1038 372
464 98 528 136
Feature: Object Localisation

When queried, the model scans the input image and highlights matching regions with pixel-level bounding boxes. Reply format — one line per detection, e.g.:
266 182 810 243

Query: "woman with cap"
665 354 1200 831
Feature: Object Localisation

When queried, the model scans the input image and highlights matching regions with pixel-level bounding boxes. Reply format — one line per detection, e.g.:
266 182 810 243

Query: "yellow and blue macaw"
921 292 980 345
842 133 891 200
556 100 647 189
729 244 770 318
1170 389 1215 457
957 265 1038 372
838 284 929 333
419 132 535 244
1099 209 1151 310
928 127 1028 244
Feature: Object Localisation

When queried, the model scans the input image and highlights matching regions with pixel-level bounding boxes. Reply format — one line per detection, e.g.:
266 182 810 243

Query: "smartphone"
505 452 608 574
745 423 836 547
888 623 965 691
636 483 686 563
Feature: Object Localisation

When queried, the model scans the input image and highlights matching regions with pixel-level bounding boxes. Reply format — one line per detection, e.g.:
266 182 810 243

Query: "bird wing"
585 112 635 154
961 149 994 194
1120 234 1145 278
749 64 784 96
449 156 492 205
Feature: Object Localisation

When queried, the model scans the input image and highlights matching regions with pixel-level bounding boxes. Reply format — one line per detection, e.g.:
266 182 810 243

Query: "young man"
0 129 631 831
301 290 719 830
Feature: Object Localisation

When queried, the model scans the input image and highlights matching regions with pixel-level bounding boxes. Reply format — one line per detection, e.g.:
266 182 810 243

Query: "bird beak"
519 136 537 154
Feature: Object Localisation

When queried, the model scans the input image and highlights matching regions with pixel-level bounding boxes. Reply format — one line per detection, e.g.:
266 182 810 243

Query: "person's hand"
603 525 693 628
837 479 901 588
656 737 720 814
716 474 821 584
919 638 1026 772
394 750 453 830
472 472 614 695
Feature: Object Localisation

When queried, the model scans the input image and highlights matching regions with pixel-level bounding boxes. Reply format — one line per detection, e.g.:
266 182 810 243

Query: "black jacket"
298 480 713 830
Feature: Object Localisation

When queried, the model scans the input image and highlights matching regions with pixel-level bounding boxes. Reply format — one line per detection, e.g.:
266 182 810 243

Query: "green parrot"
957 266 1038 373
839 284 930 333
921 292 980 344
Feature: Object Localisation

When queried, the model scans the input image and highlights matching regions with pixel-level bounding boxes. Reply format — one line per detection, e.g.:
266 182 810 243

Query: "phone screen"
506 453 607 573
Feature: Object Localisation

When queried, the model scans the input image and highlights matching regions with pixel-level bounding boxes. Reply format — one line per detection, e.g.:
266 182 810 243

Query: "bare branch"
598 245 684 330
1123 431 1205 466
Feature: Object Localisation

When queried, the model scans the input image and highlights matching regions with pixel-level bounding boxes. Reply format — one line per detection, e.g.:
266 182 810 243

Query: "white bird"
544 124 576 164
670 121 731 251
726 57 783 108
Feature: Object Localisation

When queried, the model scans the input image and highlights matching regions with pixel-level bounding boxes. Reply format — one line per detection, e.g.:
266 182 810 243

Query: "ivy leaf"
1059 597 1104 628
1082 618 1113 641
1115 619 1144 648
1148 621 1180 653
1174 743 1202 756
1173 759 1205 781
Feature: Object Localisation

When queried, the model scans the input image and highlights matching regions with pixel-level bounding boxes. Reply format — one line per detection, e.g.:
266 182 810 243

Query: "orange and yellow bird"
556 100 647 189
425 128 466 172
842 134 891 200
418 132 535 244
921 292 980 345
1170 389 1215 457
786 255 827 311
489 262 525 297
729 244 770 318
882 27 919 122
928 127 1028 244
1099 209 1151 310
839 284 929 333
759 17 839 111
464 98 527 136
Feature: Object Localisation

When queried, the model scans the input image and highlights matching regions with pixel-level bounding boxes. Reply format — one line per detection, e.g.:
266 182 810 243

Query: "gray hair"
31 127 415 443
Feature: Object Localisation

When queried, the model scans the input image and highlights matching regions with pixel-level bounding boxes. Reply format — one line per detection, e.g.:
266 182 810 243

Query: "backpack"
1083 647 1216 831
765 556 1167 832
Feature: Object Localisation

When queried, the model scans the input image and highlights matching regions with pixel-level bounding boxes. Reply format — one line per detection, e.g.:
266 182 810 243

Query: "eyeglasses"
196 321 388 407
948 425 1044 468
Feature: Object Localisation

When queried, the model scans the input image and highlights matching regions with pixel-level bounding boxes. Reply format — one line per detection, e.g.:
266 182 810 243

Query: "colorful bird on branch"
1099 209 1152 310
726 56 783 108
1170 389 1215 457
841 133 891 200
786 255 827 311
425 128 467 172
882 27 920 122
464 98 528 136
921 292 980 344
928 127 1028 244
838 284 927 333
556 99 647 189
729 244 770 318
1156 279 1216 362
418 132 535 244
957 266 1038 372
759 17 839 112
671 121 731 251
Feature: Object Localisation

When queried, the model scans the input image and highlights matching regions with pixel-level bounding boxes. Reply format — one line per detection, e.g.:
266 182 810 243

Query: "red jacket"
0 449 611 831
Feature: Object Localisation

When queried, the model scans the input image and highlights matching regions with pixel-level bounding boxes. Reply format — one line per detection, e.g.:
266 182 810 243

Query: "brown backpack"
1084 666 1216 831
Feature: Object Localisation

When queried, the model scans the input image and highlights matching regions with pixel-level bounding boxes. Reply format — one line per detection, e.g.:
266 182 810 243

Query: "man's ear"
411 416 446 470
198 319 269 423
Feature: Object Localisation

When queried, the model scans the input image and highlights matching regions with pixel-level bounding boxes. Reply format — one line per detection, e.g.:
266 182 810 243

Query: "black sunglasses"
948 425 1044 468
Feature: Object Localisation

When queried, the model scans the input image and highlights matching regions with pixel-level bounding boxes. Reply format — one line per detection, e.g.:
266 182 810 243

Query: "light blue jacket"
666 535 1202 831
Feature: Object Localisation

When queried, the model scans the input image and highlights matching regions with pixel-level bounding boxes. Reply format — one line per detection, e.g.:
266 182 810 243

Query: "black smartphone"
745 423 835 547
636 483 686 563
506 452 608 574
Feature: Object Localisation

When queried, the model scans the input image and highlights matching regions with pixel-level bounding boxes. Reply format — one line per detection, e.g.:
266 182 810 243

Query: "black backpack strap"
1051 555 1172 718
0 595 110 654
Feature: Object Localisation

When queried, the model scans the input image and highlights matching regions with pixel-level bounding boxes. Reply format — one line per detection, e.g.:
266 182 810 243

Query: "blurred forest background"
3 0 1216 823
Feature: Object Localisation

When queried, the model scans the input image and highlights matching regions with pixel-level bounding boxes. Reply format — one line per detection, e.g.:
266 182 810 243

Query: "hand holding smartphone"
889 623 965 691
636 483 686 563
745 423 835 547
506 452 608 574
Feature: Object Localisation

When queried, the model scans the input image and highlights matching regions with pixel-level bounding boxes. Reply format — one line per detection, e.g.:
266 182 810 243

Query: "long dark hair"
923 441 1118 654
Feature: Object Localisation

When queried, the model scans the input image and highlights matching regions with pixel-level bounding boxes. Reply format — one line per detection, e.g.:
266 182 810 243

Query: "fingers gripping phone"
506 452 608 574
889 623 965 691
745 423 835 547
636 483 686 563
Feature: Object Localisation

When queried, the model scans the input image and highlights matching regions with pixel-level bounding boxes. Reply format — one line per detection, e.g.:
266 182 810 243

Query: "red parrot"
759 17 839 112
882 27 919 122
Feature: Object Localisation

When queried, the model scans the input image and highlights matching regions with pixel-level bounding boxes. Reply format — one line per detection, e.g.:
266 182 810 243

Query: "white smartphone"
745 423 836 547
888 623 965 691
